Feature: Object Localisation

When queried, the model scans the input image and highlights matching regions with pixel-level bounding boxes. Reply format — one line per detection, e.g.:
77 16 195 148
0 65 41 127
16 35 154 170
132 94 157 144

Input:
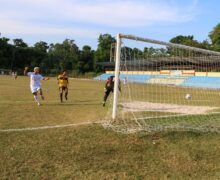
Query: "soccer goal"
103 33 220 134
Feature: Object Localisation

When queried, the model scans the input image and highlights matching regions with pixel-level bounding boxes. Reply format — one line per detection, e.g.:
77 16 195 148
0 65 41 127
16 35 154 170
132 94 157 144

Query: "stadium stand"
182 76 220 89
95 72 220 89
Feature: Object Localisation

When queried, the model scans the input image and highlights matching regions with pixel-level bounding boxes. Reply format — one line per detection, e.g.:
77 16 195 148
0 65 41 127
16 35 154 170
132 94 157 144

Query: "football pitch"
0 76 220 179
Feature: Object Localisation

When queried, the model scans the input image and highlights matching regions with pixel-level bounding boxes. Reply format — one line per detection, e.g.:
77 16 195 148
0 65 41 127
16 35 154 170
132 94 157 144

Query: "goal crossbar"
119 34 220 56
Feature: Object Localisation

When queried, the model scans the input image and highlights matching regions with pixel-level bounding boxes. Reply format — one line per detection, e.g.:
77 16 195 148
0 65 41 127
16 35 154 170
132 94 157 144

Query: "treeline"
0 23 220 76
0 34 115 76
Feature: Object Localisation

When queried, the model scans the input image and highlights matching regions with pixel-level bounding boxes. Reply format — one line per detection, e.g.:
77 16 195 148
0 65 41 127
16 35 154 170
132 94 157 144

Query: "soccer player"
102 75 121 107
12 71 17 79
57 70 69 102
14 71 18 79
24 67 49 106
123 77 127 85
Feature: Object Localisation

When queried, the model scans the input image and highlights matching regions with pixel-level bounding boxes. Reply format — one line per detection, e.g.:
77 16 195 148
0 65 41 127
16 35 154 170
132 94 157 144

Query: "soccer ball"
185 93 192 100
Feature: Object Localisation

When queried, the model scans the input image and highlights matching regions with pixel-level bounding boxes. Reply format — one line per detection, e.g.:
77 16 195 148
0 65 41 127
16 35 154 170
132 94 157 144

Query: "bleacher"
94 73 152 83
94 73 114 81
147 76 188 86
94 72 220 89
182 76 220 89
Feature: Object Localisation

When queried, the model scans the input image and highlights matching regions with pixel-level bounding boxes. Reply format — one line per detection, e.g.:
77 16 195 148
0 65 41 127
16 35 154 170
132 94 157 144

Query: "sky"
0 0 220 49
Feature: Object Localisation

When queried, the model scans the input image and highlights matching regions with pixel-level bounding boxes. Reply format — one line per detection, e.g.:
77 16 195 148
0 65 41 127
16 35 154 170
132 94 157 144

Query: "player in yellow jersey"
57 70 69 102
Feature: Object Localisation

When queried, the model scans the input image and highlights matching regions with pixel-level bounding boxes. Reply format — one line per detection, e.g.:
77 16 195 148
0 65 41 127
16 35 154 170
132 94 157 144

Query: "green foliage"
0 38 14 69
209 23 220 51
170 35 206 49
94 34 116 72
34 41 49 53
48 39 79 71
169 35 208 57
0 37 97 75
13 38 28 48
143 47 168 57
95 34 116 62
77 45 95 74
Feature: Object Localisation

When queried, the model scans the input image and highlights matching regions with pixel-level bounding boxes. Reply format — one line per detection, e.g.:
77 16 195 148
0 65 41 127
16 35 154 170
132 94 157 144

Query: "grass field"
0 76 220 179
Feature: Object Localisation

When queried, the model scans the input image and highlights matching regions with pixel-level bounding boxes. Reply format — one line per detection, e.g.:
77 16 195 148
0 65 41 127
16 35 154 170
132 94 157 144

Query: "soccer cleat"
41 95 45 100
65 96 68 101
102 102 105 107
38 102 41 106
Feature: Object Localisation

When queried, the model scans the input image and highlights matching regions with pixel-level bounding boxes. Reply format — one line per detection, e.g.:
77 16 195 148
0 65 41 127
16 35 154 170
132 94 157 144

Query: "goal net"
103 34 220 134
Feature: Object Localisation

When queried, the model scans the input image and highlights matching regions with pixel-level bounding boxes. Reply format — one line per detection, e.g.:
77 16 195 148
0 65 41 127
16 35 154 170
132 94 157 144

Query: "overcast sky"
0 0 220 49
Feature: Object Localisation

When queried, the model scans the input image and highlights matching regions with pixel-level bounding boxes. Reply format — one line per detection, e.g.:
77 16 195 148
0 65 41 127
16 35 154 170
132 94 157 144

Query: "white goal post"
112 34 121 119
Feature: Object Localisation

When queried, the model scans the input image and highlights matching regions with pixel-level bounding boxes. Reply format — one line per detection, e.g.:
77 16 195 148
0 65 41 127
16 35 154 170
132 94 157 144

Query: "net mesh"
103 34 220 134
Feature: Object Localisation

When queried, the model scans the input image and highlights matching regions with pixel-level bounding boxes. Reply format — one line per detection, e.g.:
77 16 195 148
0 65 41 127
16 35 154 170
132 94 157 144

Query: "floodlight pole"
112 33 121 120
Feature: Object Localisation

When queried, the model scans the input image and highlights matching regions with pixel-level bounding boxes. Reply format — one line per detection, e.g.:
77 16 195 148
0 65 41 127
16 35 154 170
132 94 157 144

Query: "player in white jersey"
24 67 49 106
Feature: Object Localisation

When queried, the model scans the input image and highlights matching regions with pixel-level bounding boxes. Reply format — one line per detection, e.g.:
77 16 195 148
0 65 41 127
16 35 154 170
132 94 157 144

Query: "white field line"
1 112 220 133
1 114 185 133
0 121 103 133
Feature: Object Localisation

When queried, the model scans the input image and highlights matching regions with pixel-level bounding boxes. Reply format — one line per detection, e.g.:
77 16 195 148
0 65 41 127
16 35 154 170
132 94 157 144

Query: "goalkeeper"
103 75 121 107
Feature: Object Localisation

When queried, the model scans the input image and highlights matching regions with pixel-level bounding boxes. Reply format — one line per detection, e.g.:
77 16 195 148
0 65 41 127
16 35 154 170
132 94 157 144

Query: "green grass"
0 76 220 179
0 76 108 129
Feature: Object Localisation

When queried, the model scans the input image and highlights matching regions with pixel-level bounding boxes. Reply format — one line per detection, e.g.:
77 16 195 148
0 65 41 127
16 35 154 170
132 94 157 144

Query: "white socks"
34 95 40 104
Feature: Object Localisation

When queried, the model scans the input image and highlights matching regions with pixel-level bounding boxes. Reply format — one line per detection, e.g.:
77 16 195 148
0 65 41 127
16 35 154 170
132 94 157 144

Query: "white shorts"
30 86 41 93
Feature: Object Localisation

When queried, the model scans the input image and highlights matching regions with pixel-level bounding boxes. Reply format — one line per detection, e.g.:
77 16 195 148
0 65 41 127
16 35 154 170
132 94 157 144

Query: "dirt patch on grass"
121 101 218 115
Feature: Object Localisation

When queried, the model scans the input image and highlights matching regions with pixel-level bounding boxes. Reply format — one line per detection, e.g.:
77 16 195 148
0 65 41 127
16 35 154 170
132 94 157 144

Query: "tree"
209 23 220 51
169 35 207 56
77 45 94 73
0 37 14 69
94 34 116 72
13 39 28 48
132 48 143 59
33 41 49 67
95 34 116 62
143 47 157 57
48 39 79 71
34 41 49 53
170 35 205 49
201 40 211 50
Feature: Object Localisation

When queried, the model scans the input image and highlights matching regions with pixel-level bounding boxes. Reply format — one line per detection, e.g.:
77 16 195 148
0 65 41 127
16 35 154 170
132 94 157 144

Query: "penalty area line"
0 121 103 133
